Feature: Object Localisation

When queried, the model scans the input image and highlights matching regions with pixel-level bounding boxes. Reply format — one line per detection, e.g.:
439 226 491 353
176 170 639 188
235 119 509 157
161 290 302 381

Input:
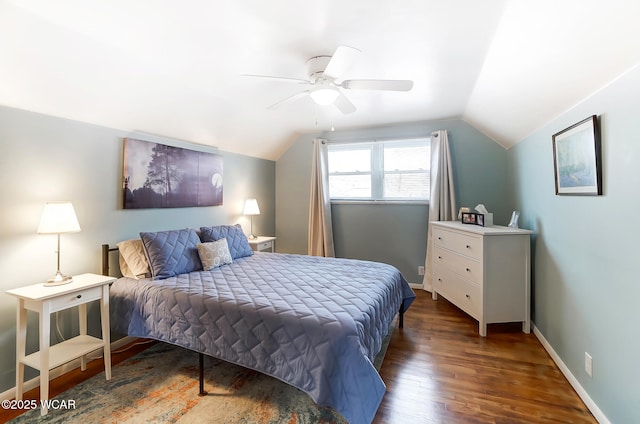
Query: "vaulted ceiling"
1 0 639 160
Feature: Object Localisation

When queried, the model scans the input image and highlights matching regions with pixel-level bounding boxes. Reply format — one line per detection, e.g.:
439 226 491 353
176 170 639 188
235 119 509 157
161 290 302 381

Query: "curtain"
423 130 456 292
308 138 335 257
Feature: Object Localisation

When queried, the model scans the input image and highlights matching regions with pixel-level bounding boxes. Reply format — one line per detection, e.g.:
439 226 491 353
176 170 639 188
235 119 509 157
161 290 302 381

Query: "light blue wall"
0 105 275 393
507 65 640 423
276 119 510 284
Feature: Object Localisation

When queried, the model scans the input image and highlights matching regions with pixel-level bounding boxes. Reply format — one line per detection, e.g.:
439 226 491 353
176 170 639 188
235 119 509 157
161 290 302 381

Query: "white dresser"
430 221 532 336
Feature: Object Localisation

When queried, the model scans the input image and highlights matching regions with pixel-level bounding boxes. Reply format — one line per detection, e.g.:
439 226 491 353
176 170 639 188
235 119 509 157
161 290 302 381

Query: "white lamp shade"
38 202 81 234
309 87 340 105
243 199 260 216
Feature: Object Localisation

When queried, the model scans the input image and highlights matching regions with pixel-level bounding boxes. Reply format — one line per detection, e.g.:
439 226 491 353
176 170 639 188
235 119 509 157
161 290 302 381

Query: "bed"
104 226 415 424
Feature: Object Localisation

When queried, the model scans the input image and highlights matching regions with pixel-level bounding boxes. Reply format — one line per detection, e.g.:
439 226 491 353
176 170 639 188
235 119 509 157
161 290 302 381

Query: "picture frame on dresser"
461 212 476 224
461 212 484 227
552 115 602 196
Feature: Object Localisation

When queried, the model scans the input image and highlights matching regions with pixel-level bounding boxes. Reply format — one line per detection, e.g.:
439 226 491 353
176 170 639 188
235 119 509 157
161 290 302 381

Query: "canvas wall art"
123 138 223 209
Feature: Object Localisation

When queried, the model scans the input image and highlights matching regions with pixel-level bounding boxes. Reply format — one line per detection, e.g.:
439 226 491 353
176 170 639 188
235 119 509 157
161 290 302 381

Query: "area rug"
11 324 394 423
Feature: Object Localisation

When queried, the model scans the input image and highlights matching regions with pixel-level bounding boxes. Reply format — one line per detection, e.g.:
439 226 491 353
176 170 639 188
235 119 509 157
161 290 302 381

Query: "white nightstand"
6 273 115 416
248 236 276 253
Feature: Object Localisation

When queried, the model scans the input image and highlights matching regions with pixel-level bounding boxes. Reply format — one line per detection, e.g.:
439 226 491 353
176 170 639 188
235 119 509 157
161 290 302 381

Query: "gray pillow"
197 239 233 270
140 228 202 279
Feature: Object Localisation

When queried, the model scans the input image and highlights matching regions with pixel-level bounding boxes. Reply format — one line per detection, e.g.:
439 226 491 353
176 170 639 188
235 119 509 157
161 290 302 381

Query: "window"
327 138 430 201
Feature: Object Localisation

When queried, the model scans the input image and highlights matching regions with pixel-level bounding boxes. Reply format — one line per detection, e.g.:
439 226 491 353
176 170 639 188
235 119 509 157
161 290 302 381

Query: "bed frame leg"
198 353 207 396
399 307 404 329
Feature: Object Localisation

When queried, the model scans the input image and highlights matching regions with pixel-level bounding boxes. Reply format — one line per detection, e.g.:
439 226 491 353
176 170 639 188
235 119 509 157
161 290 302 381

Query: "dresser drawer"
49 286 102 313
433 246 483 283
432 227 482 260
433 267 482 319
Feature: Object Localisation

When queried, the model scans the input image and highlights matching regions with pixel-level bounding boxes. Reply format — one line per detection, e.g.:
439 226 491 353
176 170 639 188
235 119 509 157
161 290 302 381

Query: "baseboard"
0 336 137 401
409 283 424 290
532 324 610 424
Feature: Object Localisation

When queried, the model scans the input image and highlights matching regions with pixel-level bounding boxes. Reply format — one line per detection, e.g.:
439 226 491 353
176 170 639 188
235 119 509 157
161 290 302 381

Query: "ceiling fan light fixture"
309 87 340 105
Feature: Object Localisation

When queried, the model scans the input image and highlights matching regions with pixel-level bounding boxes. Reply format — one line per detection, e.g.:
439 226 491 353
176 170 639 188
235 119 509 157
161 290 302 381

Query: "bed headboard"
101 244 119 277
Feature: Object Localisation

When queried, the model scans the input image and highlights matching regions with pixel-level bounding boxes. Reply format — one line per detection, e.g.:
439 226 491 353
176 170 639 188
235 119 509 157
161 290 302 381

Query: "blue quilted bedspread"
109 252 415 423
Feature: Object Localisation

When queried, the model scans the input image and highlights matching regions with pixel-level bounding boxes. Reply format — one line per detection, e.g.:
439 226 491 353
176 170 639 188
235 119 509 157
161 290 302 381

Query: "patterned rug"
11 326 394 423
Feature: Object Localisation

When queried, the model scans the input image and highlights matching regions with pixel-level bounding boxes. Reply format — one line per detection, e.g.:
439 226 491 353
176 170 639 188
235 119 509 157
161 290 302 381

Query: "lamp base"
248 234 258 240
44 271 74 287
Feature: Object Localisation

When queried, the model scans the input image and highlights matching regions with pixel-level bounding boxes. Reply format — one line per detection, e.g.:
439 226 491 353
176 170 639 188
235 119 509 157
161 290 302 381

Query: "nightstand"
6 273 115 416
248 236 276 253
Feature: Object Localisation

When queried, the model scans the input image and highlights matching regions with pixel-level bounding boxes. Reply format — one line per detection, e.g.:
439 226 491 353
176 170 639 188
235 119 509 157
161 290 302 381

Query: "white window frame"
327 137 430 204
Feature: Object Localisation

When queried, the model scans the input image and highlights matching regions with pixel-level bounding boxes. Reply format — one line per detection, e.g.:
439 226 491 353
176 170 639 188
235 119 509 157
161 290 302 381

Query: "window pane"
329 175 371 198
384 172 430 198
327 139 430 201
384 144 429 171
328 148 371 173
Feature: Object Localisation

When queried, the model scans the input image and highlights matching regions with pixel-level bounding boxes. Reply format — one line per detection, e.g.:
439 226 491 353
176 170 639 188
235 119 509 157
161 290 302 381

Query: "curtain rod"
315 136 431 145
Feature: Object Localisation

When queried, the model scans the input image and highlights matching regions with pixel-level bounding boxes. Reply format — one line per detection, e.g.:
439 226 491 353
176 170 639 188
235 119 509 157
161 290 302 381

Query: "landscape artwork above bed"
123 138 223 209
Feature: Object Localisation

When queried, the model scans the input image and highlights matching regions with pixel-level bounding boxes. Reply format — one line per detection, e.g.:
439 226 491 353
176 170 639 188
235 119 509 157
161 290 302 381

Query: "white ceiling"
1 0 639 160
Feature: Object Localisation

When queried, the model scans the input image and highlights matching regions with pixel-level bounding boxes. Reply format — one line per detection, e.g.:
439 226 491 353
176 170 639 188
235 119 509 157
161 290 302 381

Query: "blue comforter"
109 252 415 423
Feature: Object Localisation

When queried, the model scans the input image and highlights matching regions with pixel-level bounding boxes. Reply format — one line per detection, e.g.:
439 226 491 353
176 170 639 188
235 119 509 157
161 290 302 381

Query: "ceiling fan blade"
341 79 414 91
267 91 310 110
242 74 310 84
333 92 356 115
323 45 361 79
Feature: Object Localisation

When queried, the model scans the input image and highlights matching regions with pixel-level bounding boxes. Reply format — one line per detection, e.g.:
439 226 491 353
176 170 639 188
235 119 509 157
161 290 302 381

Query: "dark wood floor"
1 290 595 423
374 290 596 423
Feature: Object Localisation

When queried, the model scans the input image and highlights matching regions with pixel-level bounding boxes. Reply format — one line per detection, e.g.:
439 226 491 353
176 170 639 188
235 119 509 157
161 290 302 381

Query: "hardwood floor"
1 290 595 423
374 290 596 423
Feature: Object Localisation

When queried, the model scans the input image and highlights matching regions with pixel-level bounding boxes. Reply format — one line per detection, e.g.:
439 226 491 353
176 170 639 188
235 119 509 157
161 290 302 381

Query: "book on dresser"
430 221 532 336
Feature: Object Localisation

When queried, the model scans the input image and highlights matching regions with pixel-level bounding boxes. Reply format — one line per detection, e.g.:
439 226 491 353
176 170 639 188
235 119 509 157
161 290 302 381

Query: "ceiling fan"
243 46 413 114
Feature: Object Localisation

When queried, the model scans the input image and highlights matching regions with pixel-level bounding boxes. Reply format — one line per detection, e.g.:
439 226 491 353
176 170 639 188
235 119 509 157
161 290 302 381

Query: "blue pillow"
140 228 202 279
200 224 253 259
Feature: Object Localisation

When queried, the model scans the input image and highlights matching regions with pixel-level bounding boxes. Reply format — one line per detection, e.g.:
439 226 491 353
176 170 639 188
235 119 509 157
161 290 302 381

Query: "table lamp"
38 201 81 286
242 199 260 239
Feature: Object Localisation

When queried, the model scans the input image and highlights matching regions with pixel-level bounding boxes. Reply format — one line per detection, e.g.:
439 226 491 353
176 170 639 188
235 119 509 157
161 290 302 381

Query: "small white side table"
6 273 115 415
248 236 276 252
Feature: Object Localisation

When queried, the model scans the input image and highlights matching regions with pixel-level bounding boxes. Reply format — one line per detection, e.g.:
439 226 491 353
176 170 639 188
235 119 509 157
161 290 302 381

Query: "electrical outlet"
418 266 425 276
585 352 593 377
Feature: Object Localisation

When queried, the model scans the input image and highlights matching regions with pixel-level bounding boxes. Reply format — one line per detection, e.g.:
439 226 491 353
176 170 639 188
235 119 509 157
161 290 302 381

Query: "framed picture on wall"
552 115 602 195
123 138 224 209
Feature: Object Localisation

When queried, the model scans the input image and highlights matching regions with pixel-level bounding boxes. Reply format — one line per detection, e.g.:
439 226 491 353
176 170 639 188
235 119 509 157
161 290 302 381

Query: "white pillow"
117 239 150 279
197 239 233 271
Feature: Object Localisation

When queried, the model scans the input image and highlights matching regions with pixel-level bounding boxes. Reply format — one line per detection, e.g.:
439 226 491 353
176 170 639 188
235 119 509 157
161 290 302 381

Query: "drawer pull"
465 268 470 272
76 294 82 299
465 294 470 299
466 245 471 249
438 236 442 240
438 256 442 259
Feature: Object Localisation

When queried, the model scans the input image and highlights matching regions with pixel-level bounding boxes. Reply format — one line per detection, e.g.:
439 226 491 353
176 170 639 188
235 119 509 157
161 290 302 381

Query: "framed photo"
123 138 223 209
552 115 602 195
461 212 484 226
461 212 475 224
